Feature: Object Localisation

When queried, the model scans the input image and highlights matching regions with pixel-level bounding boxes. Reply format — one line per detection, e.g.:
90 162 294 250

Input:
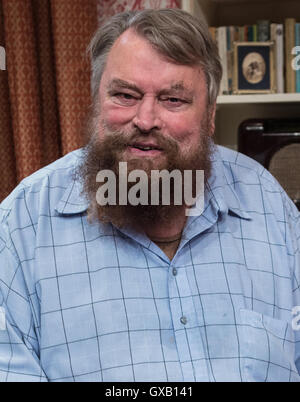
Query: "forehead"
100 29 207 96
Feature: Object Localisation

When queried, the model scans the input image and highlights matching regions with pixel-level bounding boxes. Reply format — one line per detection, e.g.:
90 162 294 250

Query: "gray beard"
76 122 214 230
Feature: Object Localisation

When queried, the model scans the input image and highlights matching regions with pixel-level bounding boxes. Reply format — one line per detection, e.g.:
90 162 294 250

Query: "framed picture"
233 41 276 94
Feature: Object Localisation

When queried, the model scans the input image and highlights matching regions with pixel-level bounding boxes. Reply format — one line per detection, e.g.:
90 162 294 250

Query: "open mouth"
128 143 163 153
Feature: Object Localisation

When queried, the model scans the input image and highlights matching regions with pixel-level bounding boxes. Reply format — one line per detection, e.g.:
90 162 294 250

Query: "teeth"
136 146 154 151
131 144 161 151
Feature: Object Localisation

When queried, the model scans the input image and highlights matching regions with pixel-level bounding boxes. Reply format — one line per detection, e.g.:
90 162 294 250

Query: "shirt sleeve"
0 221 48 382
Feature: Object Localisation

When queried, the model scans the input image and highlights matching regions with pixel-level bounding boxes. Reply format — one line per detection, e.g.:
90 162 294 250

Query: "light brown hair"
88 8 222 106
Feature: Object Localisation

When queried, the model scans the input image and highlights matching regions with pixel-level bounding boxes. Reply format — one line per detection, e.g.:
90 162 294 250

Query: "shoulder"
218 145 267 178
217 144 283 189
0 149 84 226
216 145 299 219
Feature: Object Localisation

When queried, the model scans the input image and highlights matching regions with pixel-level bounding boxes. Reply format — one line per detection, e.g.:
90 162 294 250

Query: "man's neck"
145 206 187 238
145 207 187 260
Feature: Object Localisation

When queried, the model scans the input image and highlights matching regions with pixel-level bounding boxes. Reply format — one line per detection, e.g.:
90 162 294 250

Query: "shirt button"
180 316 187 325
172 267 178 276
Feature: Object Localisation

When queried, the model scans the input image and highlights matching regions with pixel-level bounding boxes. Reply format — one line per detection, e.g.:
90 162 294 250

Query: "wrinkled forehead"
101 29 207 99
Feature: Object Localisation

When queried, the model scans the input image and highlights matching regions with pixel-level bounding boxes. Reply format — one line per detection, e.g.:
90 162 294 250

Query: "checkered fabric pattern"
1 145 300 382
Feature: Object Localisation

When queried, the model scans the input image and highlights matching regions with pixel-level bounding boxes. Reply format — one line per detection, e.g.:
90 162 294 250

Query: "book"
244 25 248 41
253 25 257 42
271 23 284 93
295 23 300 93
212 19 299 95
285 18 296 93
217 27 229 95
257 20 270 41
238 26 245 41
226 26 236 94
234 26 239 43
209 26 217 43
247 25 253 41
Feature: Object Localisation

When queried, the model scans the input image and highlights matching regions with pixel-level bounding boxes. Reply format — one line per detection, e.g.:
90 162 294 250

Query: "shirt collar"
55 145 251 220
55 171 89 215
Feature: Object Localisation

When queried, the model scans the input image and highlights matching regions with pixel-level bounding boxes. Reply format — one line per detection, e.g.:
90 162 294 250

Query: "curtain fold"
51 0 97 155
0 0 97 201
33 0 61 166
2 0 44 185
0 1 16 198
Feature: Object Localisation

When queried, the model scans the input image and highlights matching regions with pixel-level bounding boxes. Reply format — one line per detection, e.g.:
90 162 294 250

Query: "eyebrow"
107 78 193 97
159 82 193 97
107 79 142 94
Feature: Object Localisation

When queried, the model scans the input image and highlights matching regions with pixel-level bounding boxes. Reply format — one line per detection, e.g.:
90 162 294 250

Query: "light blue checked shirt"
1 145 300 382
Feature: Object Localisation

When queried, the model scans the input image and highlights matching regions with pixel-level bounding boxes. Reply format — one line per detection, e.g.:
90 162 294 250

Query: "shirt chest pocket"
239 309 300 382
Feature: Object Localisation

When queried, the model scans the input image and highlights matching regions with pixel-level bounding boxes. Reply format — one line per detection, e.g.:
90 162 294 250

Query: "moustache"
98 127 179 155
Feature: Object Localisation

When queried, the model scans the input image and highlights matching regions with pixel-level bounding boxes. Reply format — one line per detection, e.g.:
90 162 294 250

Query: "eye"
169 97 181 103
119 93 135 100
111 92 139 106
161 96 187 108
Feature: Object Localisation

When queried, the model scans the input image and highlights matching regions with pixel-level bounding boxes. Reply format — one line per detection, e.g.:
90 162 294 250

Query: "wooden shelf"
182 0 300 27
217 93 300 105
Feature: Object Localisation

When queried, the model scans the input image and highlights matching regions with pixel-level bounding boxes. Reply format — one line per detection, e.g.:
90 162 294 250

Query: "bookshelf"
181 0 300 149
217 93 300 104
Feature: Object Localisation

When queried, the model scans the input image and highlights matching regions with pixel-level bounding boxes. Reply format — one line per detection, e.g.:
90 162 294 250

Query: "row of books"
209 19 300 95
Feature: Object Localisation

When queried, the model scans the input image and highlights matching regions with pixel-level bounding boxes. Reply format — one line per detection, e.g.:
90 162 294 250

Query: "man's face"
79 28 216 229
97 28 215 165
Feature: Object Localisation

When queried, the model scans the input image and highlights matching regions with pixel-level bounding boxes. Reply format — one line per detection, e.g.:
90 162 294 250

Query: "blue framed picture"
233 41 276 94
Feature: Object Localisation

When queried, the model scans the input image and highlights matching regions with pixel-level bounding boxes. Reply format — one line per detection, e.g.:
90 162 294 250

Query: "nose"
133 96 162 133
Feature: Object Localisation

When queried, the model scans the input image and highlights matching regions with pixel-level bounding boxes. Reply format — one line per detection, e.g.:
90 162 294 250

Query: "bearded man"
1 9 300 382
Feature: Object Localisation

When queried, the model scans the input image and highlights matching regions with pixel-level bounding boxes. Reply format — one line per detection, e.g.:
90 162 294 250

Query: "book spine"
285 18 296 93
248 25 253 41
253 24 257 42
227 26 235 94
217 27 229 95
276 24 285 93
234 26 239 42
296 23 300 93
238 26 244 41
244 25 248 42
270 23 278 93
209 26 217 43
257 20 270 41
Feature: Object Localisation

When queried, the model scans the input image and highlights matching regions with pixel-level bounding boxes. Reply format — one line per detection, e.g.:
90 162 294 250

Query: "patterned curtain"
97 0 181 25
0 0 98 201
0 0 180 202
